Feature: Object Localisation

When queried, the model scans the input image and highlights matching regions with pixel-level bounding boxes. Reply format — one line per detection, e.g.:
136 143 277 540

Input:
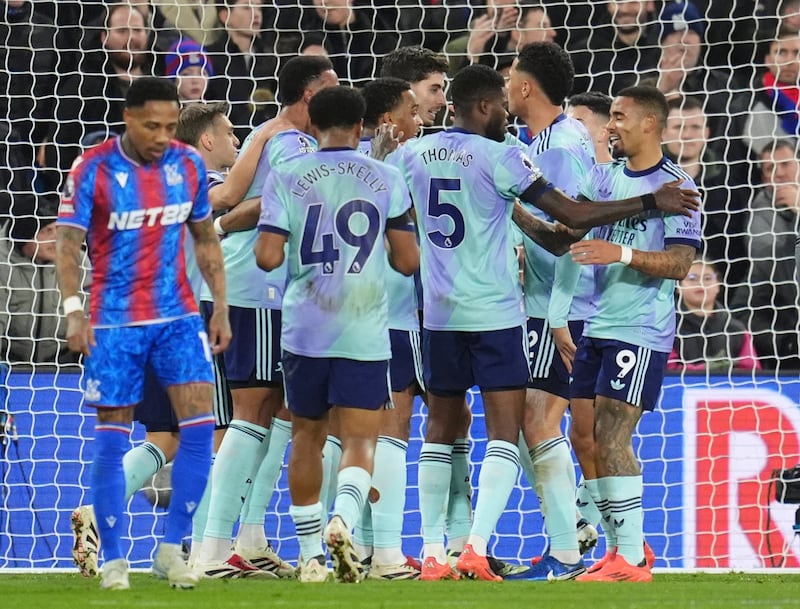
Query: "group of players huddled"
55 43 701 590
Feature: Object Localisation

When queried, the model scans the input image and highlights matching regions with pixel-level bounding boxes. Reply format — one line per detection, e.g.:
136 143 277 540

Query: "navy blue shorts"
422 325 529 395
282 350 390 418
570 337 668 411
83 315 213 408
200 301 233 428
134 368 179 433
527 318 584 399
224 306 282 388
389 329 425 394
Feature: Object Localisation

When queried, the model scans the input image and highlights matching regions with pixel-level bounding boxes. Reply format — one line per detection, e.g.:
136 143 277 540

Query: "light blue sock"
594 477 618 551
123 441 166 501
419 443 452 546
164 414 214 545
517 432 536 494
192 453 215 545
353 499 373 551
469 440 520 549
92 423 130 562
371 436 408 551
577 478 602 528
601 475 644 565
531 437 579 559
332 466 371 530
319 435 342 529
445 438 472 550
290 502 324 561
238 425 273 527
200 419 267 554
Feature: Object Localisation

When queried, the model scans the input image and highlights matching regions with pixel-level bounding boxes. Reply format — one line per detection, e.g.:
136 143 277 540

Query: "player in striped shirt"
56 77 230 590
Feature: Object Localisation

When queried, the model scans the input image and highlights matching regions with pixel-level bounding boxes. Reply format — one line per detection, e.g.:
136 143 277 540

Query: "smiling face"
386 89 422 143
123 100 181 163
410 72 447 126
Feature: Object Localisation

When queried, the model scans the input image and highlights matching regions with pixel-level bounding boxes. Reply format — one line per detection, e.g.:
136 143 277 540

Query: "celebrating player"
571 85 701 582
56 77 231 590
254 85 419 583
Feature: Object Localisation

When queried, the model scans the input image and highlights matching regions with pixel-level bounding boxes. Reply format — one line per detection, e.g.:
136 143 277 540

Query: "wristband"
619 245 633 266
62 295 83 316
641 192 657 211
213 215 226 236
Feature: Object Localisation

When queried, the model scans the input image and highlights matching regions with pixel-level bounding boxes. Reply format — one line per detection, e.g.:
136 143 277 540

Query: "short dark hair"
616 85 669 130
277 55 335 105
666 95 705 115
450 64 505 112
760 138 797 158
516 42 574 105
308 86 366 131
568 91 612 120
125 77 180 109
105 1 146 30
381 46 449 83
176 101 230 146
361 78 412 128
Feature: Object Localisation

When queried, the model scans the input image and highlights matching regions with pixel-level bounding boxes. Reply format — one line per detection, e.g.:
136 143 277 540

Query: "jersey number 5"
427 178 465 249
300 200 381 274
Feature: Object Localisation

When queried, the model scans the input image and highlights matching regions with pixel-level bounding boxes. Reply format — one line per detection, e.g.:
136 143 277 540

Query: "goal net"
2 0 800 571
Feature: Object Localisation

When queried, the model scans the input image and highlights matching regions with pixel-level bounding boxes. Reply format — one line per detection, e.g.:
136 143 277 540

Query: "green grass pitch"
2 573 799 609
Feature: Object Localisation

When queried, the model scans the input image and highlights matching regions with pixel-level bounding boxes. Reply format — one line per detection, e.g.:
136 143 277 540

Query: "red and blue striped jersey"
58 138 211 327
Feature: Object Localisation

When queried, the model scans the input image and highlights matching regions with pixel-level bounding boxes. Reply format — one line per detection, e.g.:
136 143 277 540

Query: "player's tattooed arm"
511 200 586 255
521 177 700 229
56 225 94 355
188 217 231 353
570 241 696 280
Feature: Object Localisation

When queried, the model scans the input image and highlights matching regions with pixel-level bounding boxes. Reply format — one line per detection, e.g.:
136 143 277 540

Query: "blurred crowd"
1 0 800 371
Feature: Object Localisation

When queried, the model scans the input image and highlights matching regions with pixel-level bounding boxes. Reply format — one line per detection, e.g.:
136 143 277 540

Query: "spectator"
151 0 224 48
0 196 90 365
670 258 761 372
165 38 214 104
47 2 155 188
445 2 557 75
396 0 471 52
743 30 800 157
206 0 278 141
569 0 661 96
730 139 800 371
640 1 749 162
662 96 750 287
277 0 398 85
0 121 35 218
0 1 58 168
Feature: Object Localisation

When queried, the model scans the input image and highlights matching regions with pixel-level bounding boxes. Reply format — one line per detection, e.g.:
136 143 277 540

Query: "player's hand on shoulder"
65 312 94 356
653 179 700 217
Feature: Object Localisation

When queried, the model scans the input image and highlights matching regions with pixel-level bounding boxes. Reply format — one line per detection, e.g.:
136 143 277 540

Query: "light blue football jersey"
357 137 418 332
578 157 702 352
258 148 413 360
520 114 596 323
200 128 317 308
388 128 541 331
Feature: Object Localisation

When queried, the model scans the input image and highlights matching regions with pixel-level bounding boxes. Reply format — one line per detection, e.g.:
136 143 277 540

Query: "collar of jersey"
622 155 668 178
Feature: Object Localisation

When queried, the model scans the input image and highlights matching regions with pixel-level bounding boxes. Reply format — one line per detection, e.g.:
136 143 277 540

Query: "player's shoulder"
71 138 116 173
268 129 316 154
658 156 697 188
167 139 203 164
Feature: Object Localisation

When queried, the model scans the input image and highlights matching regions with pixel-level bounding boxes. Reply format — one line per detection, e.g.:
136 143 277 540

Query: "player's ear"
199 130 213 152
